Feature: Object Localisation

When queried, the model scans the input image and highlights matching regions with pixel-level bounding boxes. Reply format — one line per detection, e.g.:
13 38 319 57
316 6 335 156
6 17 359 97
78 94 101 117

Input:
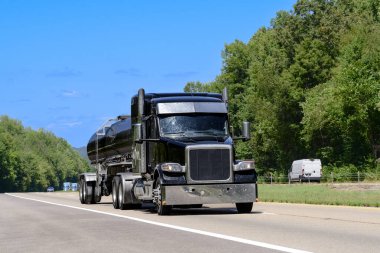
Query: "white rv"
288 159 322 182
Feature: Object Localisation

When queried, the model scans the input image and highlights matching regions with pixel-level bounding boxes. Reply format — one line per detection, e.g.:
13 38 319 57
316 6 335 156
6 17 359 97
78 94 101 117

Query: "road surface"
0 192 379 253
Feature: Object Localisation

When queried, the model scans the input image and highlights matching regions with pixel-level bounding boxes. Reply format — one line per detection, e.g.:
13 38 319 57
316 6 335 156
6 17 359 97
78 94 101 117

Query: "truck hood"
153 136 234 166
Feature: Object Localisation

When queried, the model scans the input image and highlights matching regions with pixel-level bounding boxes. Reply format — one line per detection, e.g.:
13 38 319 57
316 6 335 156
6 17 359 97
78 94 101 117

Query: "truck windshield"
159 114 229 138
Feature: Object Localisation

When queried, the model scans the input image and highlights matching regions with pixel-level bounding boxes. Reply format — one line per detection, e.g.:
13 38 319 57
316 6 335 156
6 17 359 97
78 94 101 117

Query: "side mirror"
133 124 142 143
242 121 250 141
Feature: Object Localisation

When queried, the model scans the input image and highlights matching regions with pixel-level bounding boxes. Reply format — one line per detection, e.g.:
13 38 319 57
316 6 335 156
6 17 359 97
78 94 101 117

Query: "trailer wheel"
89 182 96 204
236 202 253 214
92 181 102 203
112 176 120 209
154 180 171 215
81 180 95 204
79 179 85 204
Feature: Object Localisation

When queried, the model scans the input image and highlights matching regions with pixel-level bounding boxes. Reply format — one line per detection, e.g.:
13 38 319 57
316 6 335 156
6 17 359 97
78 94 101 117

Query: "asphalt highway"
1 192 379 253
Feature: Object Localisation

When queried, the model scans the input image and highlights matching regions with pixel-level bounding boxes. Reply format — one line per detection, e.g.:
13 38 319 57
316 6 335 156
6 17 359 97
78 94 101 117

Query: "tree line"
185 0 380 175
0 116 91 192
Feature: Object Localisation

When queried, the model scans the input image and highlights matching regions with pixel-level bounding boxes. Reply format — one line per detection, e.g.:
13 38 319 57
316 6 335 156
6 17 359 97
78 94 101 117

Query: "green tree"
184 81 212 92
302 23 380 165
0 116 91 192
183 0 380 173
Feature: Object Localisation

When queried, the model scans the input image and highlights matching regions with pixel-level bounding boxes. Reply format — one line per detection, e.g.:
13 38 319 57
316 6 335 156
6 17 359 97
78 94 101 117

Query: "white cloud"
47 67 82 77
46 121 82 129
63 121 82 127
61 90 80 97
46 123 56 129
115 68 141 76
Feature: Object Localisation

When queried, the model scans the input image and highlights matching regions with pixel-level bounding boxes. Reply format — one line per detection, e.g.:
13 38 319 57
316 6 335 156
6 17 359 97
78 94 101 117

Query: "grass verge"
258 183 380 207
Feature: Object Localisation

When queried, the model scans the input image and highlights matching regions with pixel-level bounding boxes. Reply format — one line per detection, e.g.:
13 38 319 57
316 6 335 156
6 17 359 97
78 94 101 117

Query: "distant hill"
74 146 89 162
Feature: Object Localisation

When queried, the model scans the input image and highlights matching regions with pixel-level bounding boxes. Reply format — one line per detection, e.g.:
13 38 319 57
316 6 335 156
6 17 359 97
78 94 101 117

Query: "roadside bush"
322 160 380 182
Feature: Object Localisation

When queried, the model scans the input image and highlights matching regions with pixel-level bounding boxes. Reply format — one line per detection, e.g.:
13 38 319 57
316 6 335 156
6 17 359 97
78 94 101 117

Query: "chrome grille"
187 145 232 183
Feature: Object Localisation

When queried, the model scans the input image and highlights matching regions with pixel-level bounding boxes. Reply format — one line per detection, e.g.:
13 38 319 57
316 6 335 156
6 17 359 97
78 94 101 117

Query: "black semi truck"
79 88 257 215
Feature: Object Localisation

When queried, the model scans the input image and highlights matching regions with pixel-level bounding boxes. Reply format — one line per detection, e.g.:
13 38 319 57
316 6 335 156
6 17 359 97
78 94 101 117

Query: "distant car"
47 186 55 192
63 182 71 191
71 183 78 191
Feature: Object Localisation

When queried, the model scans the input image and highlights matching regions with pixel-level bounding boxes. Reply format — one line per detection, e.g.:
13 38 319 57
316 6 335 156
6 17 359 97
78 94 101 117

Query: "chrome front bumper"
162 183 256 205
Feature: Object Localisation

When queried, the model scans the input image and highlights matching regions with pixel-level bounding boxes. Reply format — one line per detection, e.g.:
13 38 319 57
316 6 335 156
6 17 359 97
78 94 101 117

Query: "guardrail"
259 172 380 184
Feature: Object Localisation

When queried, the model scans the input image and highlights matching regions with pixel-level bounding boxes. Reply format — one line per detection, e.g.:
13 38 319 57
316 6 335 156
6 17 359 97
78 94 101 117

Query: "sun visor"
156 102 227 114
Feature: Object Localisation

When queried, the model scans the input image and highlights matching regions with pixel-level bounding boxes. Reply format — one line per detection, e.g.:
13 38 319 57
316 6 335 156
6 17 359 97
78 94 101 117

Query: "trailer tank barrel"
86 117 133 163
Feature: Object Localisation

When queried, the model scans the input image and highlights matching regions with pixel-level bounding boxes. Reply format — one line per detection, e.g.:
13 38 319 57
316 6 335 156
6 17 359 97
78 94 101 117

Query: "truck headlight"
234 161 255 171
161 163 185 173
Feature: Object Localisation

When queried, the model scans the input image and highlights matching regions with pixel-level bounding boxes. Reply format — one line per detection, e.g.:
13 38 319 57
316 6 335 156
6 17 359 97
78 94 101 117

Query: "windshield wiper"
163 132 197 142
190 130 227 136
163 130 228 142
163 131 185 135
183 131 228 142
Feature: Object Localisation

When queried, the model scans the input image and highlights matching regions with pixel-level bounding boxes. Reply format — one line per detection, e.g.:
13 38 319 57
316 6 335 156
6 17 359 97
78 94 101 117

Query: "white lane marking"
6 193 312 253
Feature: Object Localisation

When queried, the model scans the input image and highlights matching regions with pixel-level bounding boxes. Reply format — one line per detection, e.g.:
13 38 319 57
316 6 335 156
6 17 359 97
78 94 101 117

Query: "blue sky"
0 0 295 148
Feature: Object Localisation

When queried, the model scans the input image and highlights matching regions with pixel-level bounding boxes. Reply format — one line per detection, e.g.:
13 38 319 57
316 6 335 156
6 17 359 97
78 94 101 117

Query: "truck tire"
89 182 96 204
79 179 85 204
154 180 171 215
112 176 120 209
236 202 253 214
117 180 142 210
118 180 129 210
94 183 102 203
81 179 95 204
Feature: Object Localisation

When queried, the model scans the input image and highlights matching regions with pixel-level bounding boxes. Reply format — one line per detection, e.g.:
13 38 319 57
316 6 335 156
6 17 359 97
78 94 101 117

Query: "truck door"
146 116 157 173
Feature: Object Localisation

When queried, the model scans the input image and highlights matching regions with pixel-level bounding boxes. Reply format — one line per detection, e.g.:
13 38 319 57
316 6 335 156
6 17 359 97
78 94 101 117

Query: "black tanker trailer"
79 88 258 215
87 116 132 163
